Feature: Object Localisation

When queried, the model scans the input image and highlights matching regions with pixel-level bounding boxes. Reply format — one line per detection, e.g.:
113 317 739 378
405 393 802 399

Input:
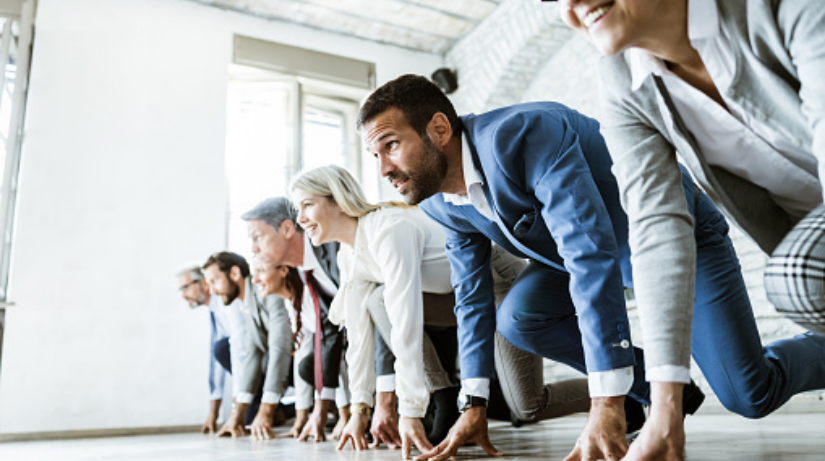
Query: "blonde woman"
291 165 462 457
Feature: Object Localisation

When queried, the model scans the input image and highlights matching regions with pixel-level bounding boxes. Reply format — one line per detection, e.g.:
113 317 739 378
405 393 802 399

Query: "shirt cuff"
296 392 314 411
460 378 490 399
646 365 691 384
352 391 375 409
236 392 254 405
262 391 282 405
588 366 634 397
376 374 396 393
336 386 351 408
319 387 336 401
398 397 429 419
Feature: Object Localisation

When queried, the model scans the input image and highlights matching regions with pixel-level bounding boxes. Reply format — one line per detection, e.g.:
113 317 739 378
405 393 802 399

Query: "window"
0 0 36 370
224 56 372 259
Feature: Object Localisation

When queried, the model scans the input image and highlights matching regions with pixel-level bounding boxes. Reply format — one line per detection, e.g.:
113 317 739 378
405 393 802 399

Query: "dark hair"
357 74 461 137
284 267 305 347
202 251 250 279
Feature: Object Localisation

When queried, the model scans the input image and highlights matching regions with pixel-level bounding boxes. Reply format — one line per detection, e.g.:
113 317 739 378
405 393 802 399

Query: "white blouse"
330 206 452 418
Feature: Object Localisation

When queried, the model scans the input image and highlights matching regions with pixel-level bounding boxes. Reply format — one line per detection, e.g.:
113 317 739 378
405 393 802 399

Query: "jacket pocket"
513 211 537 238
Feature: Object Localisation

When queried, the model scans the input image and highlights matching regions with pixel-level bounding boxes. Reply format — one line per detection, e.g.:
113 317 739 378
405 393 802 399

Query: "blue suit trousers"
497 187 825 417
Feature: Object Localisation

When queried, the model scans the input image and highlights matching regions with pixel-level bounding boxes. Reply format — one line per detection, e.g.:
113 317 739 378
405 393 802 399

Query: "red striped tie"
304 270 324 395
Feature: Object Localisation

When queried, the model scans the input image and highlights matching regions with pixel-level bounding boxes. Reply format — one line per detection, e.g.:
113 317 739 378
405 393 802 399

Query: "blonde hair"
290 165 409 218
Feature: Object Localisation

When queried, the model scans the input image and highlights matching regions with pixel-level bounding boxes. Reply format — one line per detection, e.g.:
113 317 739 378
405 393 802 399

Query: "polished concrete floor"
2 410 824 461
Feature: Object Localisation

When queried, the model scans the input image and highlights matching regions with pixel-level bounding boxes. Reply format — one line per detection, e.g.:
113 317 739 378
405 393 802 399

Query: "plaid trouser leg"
765 204 825 334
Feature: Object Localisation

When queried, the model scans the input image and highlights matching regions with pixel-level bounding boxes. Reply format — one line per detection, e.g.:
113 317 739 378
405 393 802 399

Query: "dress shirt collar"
301 233 323 274
442 133 484 205
628 0 719 90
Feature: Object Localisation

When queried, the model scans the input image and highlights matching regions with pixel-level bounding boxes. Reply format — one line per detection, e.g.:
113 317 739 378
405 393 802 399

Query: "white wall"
0 0 441 434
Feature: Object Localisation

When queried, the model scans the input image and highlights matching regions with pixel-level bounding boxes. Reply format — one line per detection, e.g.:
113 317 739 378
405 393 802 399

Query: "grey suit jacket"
239 276 293 401
598 0 825 370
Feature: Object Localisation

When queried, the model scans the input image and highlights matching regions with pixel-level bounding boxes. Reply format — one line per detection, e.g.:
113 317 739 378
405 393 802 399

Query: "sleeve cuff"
236 392 254 404
460 378 490 399
376 374 396 393
262 391 282 404
588 366 634 397
209 388 223 400
335 386 351 408
296 392 314 411
352 391 375 409
398 399 428 419
319 387 336 401
646 365 691 384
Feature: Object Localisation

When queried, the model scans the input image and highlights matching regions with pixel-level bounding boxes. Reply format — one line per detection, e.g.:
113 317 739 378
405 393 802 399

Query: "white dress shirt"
628 0 820 220
333 206 452 417
208 295 250 399
301 234 338 297
627 0 822 382
444 134 633 398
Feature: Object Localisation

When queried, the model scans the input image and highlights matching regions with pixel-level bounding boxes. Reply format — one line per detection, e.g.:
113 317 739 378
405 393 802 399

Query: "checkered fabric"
765 204 825 335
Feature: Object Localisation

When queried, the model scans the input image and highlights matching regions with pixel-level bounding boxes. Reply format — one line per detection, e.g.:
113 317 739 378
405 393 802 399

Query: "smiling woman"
290 164 459 455
548 0 825 459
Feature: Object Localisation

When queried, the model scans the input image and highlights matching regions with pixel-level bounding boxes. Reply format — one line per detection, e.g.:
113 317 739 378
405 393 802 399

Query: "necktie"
304 270 324 395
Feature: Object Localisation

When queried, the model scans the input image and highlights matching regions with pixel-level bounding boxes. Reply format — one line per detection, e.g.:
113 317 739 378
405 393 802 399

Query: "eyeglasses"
178 280 200 292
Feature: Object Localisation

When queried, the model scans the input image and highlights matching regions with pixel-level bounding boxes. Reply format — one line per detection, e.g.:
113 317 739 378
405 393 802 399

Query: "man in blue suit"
358 74 665 461
356 75 712 461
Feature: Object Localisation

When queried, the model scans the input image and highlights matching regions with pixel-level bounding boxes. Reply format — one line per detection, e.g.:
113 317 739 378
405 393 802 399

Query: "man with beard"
202 251 292 440
175 264 251 433
358 74 710 461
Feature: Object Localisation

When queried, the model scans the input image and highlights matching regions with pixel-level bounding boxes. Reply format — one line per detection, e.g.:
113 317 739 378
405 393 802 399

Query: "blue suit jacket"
420 102 637 380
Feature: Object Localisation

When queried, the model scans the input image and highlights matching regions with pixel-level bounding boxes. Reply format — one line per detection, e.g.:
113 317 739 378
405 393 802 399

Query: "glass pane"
0 17 13 205
302 105 347 171
225 72 295 260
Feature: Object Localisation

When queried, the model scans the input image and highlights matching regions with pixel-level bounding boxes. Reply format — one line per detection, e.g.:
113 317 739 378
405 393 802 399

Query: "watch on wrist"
458 394 488 412
353 403 372 416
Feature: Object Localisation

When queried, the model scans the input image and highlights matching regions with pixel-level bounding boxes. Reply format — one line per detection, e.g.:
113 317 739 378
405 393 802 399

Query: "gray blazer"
239 276 293 401
598 0 824 369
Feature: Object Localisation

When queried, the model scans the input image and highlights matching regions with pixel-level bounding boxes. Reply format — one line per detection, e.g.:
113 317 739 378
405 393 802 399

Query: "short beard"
220 281 240 306
399 135 449 205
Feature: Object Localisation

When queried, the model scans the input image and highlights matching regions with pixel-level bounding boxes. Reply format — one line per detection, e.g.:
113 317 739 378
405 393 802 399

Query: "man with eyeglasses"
176 263 252 434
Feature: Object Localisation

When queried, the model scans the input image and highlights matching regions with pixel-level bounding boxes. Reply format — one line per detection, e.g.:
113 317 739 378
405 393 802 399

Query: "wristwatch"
353 403 372 416
458 394 488 413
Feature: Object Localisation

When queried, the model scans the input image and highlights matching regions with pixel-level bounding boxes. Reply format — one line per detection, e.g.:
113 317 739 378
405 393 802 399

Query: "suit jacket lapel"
466 141 566 273
312 242 340 287
651 75 794 252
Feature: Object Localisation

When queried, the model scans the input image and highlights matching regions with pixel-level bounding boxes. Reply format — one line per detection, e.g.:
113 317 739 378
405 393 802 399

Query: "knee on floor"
508 404 541 423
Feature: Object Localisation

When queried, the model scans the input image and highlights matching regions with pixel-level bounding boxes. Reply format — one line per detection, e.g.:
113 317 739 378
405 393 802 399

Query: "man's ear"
229 265 243 283
279 219 296 239
427 112 453 149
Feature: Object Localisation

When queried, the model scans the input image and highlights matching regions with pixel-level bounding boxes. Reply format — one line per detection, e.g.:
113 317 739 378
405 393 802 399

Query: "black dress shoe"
625 397 647 434
683 380 705 416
